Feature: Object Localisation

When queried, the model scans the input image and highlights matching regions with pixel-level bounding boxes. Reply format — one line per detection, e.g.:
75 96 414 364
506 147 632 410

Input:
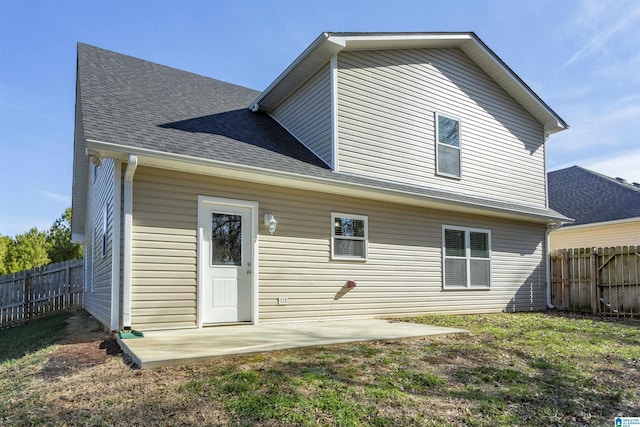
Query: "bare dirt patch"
41 310 122 379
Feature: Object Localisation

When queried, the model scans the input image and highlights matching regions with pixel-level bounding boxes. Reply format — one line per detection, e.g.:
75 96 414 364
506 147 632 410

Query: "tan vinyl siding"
550 220 640 250
83 158 115 328
271 63 332 166
337 48 547 208
131 166 546 330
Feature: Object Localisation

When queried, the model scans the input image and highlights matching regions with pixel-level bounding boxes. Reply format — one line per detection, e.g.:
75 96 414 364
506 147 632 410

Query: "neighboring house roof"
72 38 569 237
251 32 568 135
548 166 640 226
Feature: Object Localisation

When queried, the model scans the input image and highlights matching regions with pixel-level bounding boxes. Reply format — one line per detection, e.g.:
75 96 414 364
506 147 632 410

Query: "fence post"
590 248 598 314
65 262 71 309
563 249 571 309
24 272 32 321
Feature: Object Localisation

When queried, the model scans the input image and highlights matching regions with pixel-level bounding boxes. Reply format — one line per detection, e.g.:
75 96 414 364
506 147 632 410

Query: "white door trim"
197 195 259 327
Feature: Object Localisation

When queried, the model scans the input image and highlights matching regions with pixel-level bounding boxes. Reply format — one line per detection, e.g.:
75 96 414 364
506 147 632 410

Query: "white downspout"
122 154 138 330
110 161 122 332
545 222 561 309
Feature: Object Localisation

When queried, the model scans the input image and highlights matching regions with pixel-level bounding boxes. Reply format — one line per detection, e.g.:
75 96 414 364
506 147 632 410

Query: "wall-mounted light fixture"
264 214 277 234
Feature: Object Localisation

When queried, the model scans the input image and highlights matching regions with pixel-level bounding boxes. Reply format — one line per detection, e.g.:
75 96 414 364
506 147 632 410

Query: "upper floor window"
443 226 491 289
331 213 368 260
436 113 461 178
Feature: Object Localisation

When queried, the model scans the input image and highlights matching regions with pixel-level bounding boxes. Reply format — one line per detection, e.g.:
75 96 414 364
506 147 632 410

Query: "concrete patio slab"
116 319 468 369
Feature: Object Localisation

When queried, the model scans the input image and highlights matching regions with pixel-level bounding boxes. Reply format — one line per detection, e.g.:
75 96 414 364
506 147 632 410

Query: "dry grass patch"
1 310 638 426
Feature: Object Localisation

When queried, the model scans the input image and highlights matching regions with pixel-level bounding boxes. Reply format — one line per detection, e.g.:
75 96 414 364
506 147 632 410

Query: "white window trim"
435 112 462 179
331 212 368 261
442 225 491 290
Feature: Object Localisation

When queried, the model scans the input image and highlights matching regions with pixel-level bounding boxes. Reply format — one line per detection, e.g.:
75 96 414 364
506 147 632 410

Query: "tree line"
0 208 83 275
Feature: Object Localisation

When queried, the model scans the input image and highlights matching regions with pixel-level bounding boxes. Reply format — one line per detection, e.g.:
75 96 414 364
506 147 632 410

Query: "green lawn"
1 311 638 426
0 312 68 364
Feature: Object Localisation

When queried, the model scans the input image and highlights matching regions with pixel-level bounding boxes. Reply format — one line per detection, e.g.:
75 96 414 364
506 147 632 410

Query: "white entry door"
198 197 254 324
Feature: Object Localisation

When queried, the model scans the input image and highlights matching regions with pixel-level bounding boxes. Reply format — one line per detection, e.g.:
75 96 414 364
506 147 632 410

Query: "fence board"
551 246 639 317
0 260 84 327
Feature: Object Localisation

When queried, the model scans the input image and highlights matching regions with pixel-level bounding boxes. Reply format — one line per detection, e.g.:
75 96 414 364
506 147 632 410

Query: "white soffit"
85 138 568 224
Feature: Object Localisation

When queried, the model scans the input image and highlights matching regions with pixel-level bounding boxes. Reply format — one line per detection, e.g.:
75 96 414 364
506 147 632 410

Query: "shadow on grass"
0 312 69 364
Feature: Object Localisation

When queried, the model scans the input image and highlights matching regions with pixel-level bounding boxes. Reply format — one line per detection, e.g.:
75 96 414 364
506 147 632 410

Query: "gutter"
122 154 138 330
250 32 333 111
84 138 570 224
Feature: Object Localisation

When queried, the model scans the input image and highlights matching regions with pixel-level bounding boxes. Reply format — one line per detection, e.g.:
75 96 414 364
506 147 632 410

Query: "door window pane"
211 213 242 265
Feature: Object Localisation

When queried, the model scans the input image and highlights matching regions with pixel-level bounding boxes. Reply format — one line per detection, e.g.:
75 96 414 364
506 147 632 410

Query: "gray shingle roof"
548 166 640 226
77 43 328 172
76 43 567 222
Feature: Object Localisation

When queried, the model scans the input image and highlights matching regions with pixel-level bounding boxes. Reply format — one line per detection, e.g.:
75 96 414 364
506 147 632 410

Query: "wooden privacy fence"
551 246 639 316
0 259 84 327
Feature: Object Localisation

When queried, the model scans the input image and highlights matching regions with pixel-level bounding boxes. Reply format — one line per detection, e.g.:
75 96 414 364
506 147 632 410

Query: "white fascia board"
460 35 568 134
253 31 567 134
333 32 567 134
251 33 345 112
85 138 569 224
328 32 472 49
555 217 640 231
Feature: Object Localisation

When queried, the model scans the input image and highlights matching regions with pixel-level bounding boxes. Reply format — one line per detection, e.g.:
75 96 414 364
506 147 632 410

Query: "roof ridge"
325 31 475 37
551 165 640 192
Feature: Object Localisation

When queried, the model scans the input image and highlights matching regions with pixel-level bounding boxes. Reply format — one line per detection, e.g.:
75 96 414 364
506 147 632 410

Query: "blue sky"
1 0 639 237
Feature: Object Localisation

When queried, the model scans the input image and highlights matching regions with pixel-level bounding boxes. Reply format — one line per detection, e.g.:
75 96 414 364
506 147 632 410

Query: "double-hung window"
436 113 461 178
443 226 491 289
331 213 368 260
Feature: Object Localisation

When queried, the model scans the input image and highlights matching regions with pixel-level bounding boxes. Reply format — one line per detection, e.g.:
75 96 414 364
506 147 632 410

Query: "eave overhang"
554 216 639 231
85 138 572 225
251 32 568 135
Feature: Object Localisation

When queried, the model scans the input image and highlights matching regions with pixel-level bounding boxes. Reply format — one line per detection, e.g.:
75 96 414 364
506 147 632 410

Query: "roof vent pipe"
615 177 627 184
633 182 640 188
